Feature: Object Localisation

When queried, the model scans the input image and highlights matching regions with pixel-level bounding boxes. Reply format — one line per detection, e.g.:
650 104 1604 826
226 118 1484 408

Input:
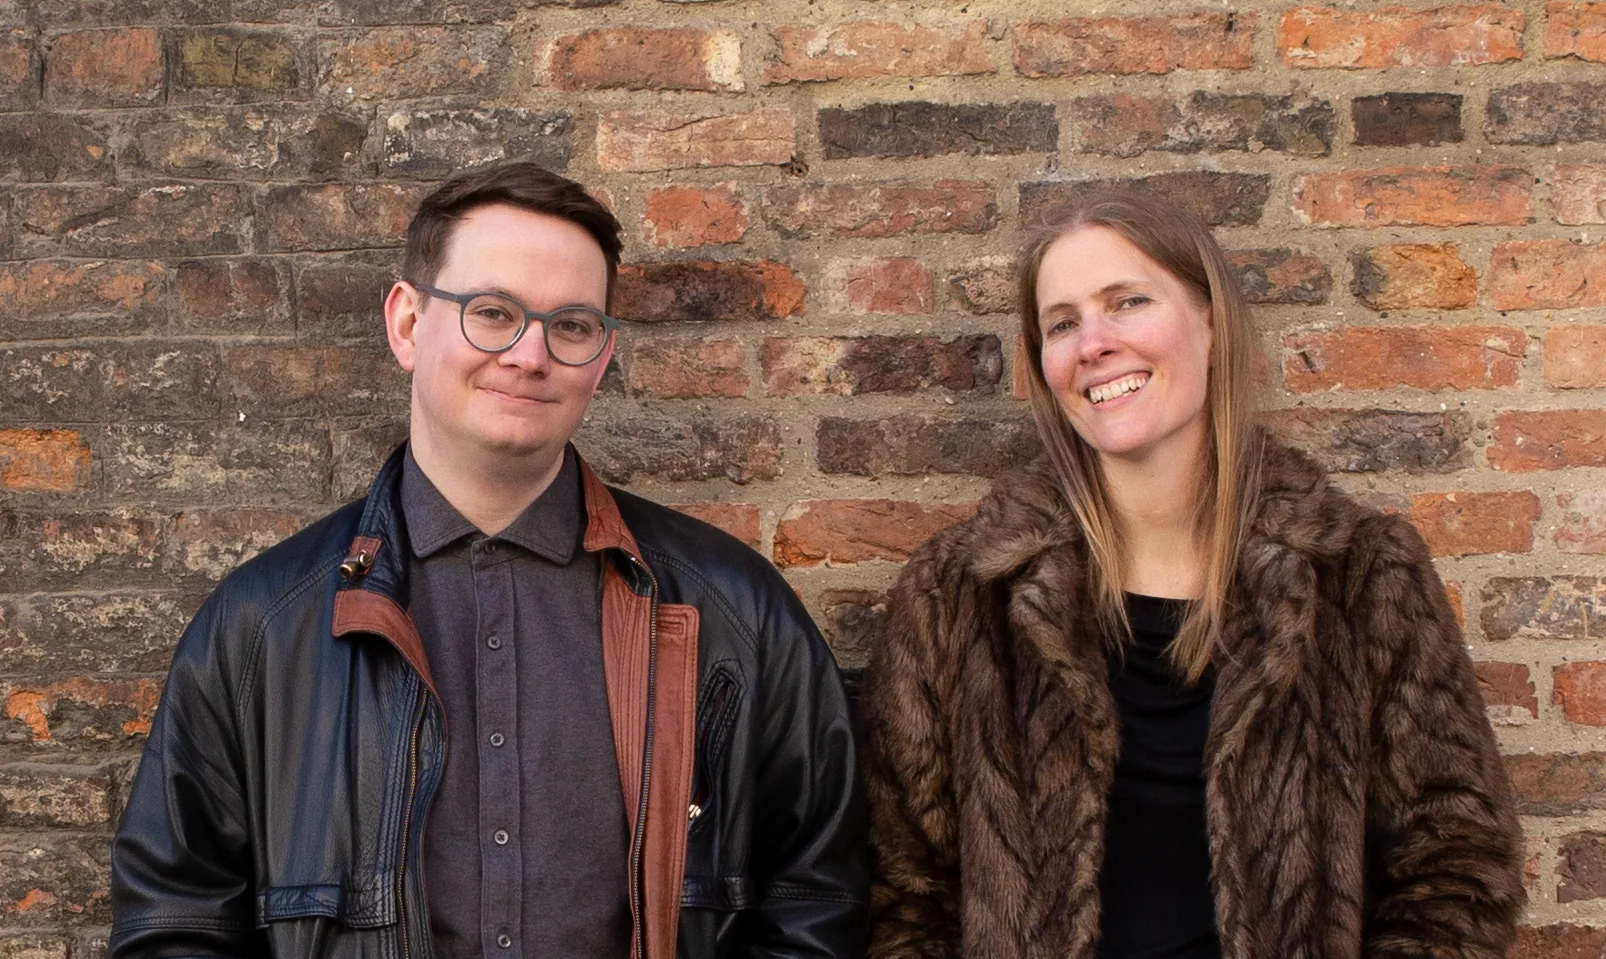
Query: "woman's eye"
1116 295 1150 310
1045 317 1077 336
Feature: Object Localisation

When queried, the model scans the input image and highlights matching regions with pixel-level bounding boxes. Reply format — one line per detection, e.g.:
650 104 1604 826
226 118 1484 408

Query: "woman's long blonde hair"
1016 193 1265 683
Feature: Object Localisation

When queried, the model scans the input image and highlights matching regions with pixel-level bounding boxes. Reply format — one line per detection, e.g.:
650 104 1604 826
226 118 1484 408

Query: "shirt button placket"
475 542 521 957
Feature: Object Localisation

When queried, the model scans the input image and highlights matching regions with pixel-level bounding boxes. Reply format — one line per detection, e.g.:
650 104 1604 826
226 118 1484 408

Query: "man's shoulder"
207 498 365 612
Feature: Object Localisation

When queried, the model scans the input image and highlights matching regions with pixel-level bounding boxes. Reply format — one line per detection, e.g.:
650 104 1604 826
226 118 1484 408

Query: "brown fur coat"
862 439 1523 959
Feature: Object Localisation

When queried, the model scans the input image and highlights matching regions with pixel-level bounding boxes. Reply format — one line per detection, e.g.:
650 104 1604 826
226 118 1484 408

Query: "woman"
861 193 1523 959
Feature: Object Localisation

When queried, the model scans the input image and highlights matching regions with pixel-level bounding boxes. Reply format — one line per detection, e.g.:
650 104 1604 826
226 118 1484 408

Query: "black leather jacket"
110 446 869 958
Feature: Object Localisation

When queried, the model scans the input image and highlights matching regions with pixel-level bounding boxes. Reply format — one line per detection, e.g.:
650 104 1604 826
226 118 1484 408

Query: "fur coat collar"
863 438 1523 959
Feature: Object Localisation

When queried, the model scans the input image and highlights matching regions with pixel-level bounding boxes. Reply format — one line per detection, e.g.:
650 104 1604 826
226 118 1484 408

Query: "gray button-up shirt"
402 447 631 959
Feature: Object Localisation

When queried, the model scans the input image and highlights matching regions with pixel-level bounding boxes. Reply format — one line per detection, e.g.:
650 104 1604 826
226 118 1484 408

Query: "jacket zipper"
626 555 660 959
397 692 427 959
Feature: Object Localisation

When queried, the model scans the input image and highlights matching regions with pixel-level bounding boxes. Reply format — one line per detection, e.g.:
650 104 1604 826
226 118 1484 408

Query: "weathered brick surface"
1351 93 1463 146
1013 14 1254 77
0 835 111 923
818 102 1057 160
1063 93 1333 158
1277 5 1523 69
1559 831 1606 902
4 0 1606 936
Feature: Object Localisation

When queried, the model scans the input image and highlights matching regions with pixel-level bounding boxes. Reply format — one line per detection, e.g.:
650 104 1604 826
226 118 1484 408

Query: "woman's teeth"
1087 373 1149 404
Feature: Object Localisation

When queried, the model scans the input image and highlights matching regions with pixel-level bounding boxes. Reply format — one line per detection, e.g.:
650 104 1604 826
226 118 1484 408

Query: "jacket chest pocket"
689 663 742 836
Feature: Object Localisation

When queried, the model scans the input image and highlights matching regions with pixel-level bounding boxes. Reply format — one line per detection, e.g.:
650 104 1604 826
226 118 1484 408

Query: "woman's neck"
1100 437 1208 600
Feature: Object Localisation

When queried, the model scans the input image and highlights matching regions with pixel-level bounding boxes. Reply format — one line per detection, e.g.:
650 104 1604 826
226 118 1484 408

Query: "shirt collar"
401 445 584 565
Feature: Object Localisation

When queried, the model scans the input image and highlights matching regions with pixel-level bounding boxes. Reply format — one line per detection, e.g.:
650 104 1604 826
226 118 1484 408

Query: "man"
110 162 868 958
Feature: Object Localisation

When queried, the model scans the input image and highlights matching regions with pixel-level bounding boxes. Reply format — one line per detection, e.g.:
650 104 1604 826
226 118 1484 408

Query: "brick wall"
1 0 1603 953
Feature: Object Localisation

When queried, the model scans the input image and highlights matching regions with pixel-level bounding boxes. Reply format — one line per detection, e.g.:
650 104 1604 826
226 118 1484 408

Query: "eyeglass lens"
460 293 609 364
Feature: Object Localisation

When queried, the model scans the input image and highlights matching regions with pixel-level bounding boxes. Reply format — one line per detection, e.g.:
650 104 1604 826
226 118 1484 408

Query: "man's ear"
384 281 421 373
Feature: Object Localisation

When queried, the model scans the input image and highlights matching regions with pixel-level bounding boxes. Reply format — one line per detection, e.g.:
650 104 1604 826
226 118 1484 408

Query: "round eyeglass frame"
412 282 620 367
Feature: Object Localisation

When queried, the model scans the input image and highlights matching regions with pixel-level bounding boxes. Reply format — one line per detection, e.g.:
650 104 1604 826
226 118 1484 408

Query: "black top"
1096 593 1222 959
403 447 632 959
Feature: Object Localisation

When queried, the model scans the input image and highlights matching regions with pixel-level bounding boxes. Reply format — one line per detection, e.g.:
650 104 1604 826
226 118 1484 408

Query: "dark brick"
381 108 571 178
817 414 1040 477
316 0 521 25
1229 249 1331 305
818 101 1058 159
1512 923 1606 958
0 192 11 261
258 183 426 252
319 26 508 100
614 261 804 323
0 33 41 112
0 260 166 340
125 108 368 180
578 415 781 484
1487 83 1606 145
30 0 307 24
1482 577 1606 641
331 421 406 501
223 346 409 417
947 258 1014 315
173 28 309 103
1352 93 1463 147
1506 752 1606 816
763 335 1003 396
0 934 70 959
0 511 165 591
0 592 194 674
101 421 330 504
1262 408 1474 473
14 183 250 258
0 834 111 923
1064 92 1333 158
0 763 116 828
0 114 111 183
167 509 307 585
175 257 292 335
1020 172 1271 228
0 344 221 422
820 589 885 669
294 252 393 341
762 181 998 239
1560 831 1606 903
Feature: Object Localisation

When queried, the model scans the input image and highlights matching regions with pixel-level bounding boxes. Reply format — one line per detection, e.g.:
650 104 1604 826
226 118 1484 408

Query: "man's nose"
499 320 553 371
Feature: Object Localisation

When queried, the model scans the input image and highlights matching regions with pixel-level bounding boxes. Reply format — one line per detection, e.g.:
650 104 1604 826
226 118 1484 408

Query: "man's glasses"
413 284 619 367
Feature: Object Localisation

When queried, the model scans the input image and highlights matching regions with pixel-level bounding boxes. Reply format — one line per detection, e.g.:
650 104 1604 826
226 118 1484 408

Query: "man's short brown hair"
402 162 624 309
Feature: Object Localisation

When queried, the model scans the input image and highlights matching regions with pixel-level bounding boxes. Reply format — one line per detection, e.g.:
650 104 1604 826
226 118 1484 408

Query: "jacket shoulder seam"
233 546 350 718
639 545 762 655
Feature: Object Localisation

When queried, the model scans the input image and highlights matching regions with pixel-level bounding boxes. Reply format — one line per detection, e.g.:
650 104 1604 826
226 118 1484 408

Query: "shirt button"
497 934 512 949
489 732 505 747
494 829 509 845
486 635 502 650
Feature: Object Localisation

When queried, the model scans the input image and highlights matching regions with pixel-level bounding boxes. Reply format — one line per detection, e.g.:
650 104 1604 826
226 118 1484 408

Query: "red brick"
1064 92 1336 158
1545 327 1606 388
825 258 934 315
1494 240 1606 311
1507 752 1606 815
1445 582 1466 628
0 260 165 340
1475 661 1537 725
2 677 161 742
258 183 424 253
1278 5 1523 68
765 21 993 84
1558 490 1606 554
597 110 795 173
0 32 40 112
762 335 1002 396
762 181 997 239
642 185 749 248
1547 2 1606 60
1294 166 1533 227
772 499 977 567
540 27 741 92
1013 14 1254 77
175 258 292 335
628 337 749 399
665 503 761 549
1282 326 1526 392
1230 249 1333 305
1022 172 1271 228
1482 576 1606 641
320 27 505 99
1407 491 1540 557
817 415 1040 478
15 183 251 259
1513 922 1606 957
1491 411 1606 471
948 258 1014 315
45 27 162 107
1551 164 1606 223
1348 244 1476 311
0 764 115 828
0 430 91 493
1560 831 1606 902
614 261 804 323
1557 663 1606 726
